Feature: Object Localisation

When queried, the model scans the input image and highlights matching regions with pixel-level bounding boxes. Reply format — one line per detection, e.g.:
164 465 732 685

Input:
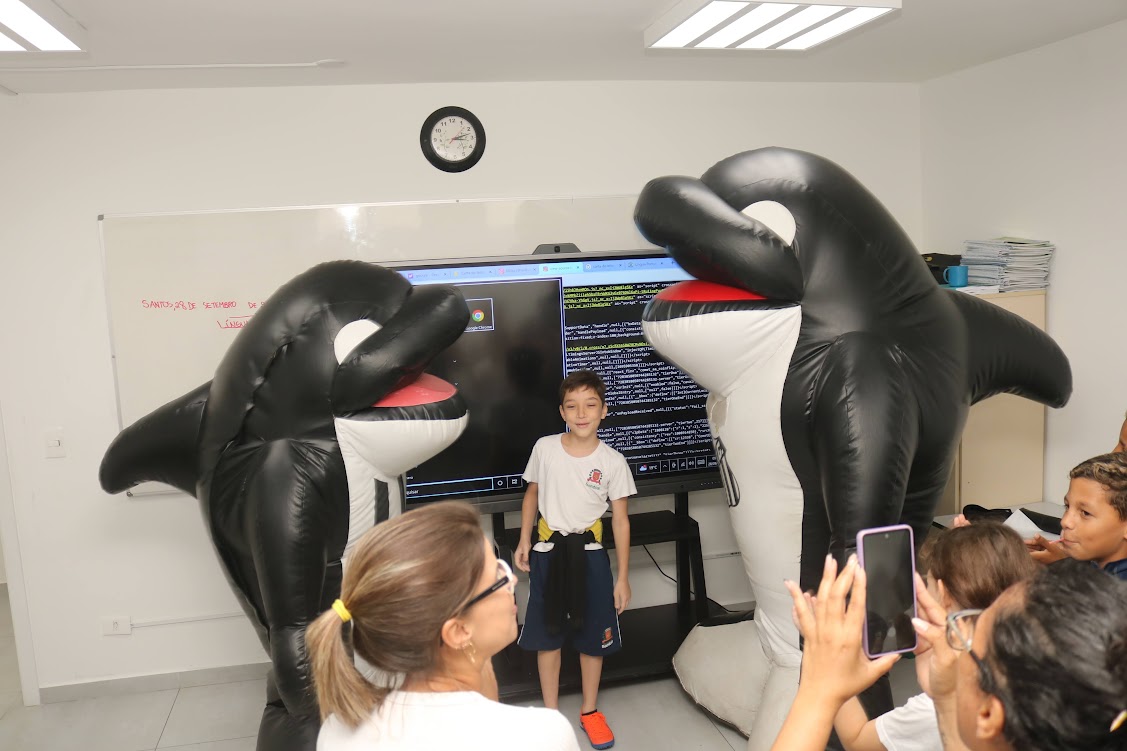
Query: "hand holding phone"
856 524 918 658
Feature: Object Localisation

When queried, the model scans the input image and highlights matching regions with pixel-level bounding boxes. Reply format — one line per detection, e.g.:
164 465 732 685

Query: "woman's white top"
317 690 580 751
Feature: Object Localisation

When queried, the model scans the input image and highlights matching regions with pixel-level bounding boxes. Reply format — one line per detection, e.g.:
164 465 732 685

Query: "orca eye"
742 201 796 246
334 319 382 363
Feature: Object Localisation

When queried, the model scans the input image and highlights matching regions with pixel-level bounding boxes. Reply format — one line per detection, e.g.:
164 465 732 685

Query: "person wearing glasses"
305 501 580 750
831 524 1035 751
913 558 1127 751
771 555 1127 751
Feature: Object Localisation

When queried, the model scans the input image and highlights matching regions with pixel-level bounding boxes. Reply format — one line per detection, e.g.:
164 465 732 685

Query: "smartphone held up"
856 524 917 659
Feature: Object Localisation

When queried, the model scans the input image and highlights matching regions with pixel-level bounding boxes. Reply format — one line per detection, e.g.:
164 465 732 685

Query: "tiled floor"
0 586 922 750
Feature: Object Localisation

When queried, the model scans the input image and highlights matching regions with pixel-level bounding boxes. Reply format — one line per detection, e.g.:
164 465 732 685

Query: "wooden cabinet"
938 290 1048 514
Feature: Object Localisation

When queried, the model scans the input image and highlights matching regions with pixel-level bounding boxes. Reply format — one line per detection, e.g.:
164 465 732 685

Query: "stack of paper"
962 237 1055 292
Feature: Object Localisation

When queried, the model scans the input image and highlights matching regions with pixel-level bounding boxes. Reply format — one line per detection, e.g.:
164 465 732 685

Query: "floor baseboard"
40 661 271 704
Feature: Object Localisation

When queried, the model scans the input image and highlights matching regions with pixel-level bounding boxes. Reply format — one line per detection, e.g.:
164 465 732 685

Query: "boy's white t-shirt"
523 435 637 542
874 692 943 751
317 690 579 751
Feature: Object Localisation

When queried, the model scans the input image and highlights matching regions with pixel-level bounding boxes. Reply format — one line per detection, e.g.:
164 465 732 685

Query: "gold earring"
463 641 477 665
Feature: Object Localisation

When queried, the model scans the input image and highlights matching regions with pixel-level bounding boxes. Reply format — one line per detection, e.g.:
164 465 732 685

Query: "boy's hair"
986 560 1127 751
1069 453 1127 521
305 501 486 728
559 369 606 405
917 523 1036 610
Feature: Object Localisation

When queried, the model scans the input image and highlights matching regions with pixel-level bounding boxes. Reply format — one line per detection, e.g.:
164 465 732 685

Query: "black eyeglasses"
459 559 515 613
946 608 1005 699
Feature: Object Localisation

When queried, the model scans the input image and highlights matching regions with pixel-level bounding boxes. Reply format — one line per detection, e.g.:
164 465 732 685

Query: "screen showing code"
396 253 717 506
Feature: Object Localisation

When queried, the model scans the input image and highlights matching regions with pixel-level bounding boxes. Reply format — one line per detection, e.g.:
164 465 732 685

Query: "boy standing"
515 369 636 749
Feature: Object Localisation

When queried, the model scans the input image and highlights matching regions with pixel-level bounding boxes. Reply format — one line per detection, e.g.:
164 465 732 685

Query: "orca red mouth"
341 372 467 423
373 373 457 408
645 280 799 323
659 280 768 303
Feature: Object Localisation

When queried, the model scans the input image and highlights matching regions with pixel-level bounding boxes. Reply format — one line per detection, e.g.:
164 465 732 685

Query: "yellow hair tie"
1112 709 1127 733
331 599 352 623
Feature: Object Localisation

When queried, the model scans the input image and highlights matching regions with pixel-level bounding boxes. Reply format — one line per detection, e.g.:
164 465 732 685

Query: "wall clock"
420 106 486 172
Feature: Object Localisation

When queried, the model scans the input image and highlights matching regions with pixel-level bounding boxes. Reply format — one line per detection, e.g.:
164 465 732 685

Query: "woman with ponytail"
306 501 579 750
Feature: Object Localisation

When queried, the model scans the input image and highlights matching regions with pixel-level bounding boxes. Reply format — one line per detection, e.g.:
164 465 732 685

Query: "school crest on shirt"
586 468 603 490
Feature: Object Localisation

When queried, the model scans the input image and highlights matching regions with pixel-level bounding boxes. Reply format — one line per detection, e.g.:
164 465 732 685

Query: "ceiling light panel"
777 6 893 49
645 0 899 51
650 1 748 49
0 0 80 51
739 4 844 49
696 3 797 48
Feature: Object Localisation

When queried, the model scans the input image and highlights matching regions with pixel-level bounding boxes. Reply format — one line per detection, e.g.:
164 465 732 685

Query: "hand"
911 573 957 700
914 645 933 695
786 555 900 705
514 539 531 572
1025 534 1068 565
952 514 971 528
614 578 631 614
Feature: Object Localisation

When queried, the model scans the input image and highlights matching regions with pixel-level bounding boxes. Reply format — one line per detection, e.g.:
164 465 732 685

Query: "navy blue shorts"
518 545 622 656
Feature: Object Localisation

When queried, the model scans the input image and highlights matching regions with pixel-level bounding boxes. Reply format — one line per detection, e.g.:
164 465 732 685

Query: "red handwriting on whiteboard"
203 301 238 309
141 300 197 310
217 316 253 330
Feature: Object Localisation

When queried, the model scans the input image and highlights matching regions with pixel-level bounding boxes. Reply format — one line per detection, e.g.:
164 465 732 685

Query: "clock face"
420 107 486 172
430 116 478 163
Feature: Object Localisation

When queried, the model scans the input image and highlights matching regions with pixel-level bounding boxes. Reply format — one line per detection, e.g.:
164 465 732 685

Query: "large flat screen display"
391 249 721 512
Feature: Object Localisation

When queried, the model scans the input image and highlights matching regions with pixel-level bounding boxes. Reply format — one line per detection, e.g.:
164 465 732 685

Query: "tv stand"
490 491 717 701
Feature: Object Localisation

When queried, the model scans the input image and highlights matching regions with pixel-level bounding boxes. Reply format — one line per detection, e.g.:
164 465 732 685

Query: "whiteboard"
100 196 648 494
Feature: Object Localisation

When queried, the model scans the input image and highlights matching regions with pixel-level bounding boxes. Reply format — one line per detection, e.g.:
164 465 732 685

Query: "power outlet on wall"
101 615 132 636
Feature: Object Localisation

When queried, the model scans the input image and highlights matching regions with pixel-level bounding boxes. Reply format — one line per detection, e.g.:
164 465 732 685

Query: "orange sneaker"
580 710 615 749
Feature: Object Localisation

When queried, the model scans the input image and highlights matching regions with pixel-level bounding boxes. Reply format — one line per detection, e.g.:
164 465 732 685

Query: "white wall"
921 20 1127 506
0 80 921 690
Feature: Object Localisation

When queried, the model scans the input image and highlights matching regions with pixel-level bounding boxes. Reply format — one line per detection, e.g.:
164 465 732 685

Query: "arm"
610 498 631 613
834 697 887 751
515 482 538 572
911 574 974 751
771 556 899 751
771 685 842 751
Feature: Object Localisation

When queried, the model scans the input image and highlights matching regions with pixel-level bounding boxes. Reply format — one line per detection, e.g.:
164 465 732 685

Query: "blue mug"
943 265 968 288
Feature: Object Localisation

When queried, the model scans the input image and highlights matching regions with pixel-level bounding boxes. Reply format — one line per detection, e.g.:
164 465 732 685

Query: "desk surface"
934 501 1064 530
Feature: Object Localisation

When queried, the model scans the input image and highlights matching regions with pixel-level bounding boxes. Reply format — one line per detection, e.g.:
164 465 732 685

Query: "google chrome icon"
471 309 485 322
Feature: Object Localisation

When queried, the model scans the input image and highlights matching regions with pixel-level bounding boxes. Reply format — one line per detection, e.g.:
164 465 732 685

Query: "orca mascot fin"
948 290 1072 407
99 380 210 496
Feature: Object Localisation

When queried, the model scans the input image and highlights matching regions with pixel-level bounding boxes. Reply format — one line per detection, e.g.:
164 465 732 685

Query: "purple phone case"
856 524 917 658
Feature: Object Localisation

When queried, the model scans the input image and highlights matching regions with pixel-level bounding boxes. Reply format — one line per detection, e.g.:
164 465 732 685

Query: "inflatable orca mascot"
100 261 470 751
635 148 1071 748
